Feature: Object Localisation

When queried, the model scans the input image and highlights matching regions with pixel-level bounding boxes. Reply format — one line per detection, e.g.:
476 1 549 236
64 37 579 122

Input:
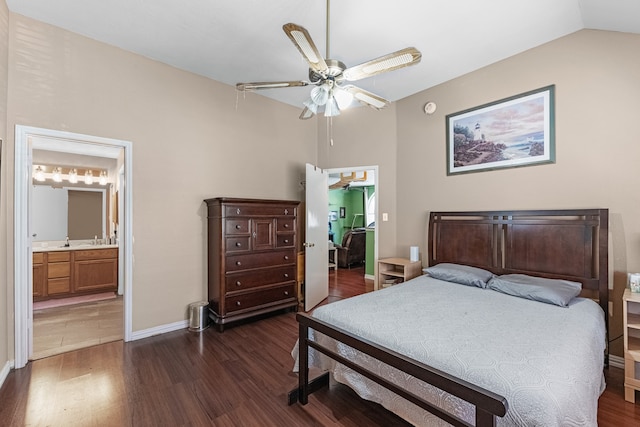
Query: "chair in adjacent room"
336 228 366 268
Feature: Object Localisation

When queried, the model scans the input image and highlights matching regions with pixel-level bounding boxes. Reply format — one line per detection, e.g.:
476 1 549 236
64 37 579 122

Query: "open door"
304 163 329 311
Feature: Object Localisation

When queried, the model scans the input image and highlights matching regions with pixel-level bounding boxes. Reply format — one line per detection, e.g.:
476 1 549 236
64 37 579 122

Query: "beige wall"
0 0 9 371
395 29 640 357
4 10 316 355
317 105 398 259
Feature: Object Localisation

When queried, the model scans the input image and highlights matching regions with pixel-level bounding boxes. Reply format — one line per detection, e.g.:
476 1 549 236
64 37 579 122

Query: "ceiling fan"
236 0 422 120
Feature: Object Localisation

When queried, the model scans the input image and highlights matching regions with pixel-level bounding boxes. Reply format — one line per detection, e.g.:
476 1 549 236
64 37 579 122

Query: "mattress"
294 275 606 426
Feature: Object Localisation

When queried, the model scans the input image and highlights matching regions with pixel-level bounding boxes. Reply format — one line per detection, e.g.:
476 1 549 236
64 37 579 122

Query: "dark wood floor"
1 266 640 426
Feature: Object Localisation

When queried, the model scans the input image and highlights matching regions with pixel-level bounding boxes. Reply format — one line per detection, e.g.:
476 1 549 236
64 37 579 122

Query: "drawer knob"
284 256 289 260
283 239 289 243
235 242 242 247
284 291 289 296
236 208 241 214
284 273 289 278
235 281 241 286
236 261 242 266
284 224 289 228
236 301 241 306
235 224 241 229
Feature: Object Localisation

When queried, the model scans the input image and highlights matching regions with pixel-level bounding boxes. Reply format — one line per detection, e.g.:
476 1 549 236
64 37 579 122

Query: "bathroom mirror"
31 185 107 241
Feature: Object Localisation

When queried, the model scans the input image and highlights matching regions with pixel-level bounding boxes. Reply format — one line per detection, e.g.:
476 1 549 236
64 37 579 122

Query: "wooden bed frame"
289 209 609 427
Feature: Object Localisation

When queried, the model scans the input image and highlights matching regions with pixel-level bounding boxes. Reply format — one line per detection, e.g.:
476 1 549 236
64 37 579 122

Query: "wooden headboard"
428 209 609 323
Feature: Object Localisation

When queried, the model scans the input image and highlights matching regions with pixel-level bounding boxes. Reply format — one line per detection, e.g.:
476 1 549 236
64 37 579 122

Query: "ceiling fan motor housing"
309 59 346 84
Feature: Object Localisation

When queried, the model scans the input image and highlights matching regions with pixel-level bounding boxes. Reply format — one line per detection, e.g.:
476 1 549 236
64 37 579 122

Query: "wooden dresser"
205 197 300 331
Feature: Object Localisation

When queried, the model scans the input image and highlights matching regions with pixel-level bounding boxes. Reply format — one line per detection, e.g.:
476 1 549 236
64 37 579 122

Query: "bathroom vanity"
33 245 118 301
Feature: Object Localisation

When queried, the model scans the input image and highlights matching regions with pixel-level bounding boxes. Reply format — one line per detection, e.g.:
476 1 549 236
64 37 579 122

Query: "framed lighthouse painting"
446 85 555 175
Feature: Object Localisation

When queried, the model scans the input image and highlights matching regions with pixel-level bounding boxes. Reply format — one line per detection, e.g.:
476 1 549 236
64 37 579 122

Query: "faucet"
65 236 70 247
94 235 98 245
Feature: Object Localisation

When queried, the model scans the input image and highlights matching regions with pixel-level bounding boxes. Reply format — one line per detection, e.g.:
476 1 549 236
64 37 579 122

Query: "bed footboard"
288 312 508 427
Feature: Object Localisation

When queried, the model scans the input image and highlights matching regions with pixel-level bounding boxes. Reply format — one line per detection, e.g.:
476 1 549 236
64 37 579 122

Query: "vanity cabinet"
206 197 299 331
32 252 46 299
74 248 118 293
32 248 118 301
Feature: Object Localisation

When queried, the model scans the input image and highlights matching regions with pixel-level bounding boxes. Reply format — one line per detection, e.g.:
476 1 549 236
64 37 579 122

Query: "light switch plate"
382 213 389 221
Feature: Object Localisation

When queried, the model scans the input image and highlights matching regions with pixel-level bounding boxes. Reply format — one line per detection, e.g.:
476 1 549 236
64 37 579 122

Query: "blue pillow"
423 263 494 288
487 274 582 307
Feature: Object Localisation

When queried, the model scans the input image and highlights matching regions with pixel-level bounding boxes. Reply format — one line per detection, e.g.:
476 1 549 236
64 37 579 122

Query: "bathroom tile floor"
32 295 123 360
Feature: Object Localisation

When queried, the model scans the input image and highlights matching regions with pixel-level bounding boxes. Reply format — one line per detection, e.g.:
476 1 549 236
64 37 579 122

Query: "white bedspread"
296 275 606 426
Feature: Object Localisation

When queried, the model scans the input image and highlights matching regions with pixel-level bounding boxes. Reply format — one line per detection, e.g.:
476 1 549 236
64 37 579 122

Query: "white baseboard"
0 360 14 390
365 274 375 281
130 319 189 341
609 354 624 370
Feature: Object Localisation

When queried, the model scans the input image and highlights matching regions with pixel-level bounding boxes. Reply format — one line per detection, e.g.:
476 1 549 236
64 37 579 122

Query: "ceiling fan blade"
342 85 390 110
283 23 328 74
236 81 309 91
299 106 316 120
343 47 422 81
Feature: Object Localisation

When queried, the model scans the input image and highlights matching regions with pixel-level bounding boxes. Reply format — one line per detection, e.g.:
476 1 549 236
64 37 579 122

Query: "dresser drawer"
225 218 249 235
225 204 296 218
225 284 296 313
276 233 295 248
225 236 251 253
276 218 295 232
226 266 296 292
226 249 295 272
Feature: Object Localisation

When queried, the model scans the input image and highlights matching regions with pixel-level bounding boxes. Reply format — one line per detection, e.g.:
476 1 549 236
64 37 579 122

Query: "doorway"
14 125 133 368
327 166 378 282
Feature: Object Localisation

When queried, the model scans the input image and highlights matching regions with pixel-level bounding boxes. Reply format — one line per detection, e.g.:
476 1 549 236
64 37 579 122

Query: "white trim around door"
13 125 134 369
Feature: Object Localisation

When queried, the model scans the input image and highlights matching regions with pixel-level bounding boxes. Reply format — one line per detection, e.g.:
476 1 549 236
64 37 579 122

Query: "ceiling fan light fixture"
333 88 354 109
324 96 340 117
311 84 330 105
303 98 319 114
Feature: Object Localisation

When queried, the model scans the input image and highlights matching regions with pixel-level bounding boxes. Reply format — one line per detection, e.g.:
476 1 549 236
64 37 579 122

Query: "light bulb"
34 166 45 182
52 167 62 183
68 169 78 184
99 171 107 186
85 170 94 185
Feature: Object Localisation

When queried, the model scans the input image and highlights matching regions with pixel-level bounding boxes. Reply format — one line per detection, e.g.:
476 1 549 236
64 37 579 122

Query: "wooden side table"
377 258 422 290
624 289 640 402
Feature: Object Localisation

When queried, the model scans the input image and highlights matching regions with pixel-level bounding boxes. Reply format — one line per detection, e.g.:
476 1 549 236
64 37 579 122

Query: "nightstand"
624 289 640 402
377 258 422 290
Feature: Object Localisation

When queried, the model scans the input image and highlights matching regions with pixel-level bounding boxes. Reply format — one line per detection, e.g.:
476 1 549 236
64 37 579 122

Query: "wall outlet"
382 213 389 221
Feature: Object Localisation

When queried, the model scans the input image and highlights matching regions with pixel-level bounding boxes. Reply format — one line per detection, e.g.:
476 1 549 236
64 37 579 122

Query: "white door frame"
13 125 134 368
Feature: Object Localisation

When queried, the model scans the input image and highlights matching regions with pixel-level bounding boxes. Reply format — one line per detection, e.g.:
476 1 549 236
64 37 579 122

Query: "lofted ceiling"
6 0 640 113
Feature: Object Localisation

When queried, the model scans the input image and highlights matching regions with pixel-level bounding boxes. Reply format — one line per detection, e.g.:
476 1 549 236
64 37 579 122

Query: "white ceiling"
6 0 640 112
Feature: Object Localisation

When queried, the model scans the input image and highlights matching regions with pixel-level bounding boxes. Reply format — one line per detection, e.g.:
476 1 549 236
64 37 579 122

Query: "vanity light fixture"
68 168 78 184
52 167 63 183
84 170 94 185
99 170 108 186
34 166 46 182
